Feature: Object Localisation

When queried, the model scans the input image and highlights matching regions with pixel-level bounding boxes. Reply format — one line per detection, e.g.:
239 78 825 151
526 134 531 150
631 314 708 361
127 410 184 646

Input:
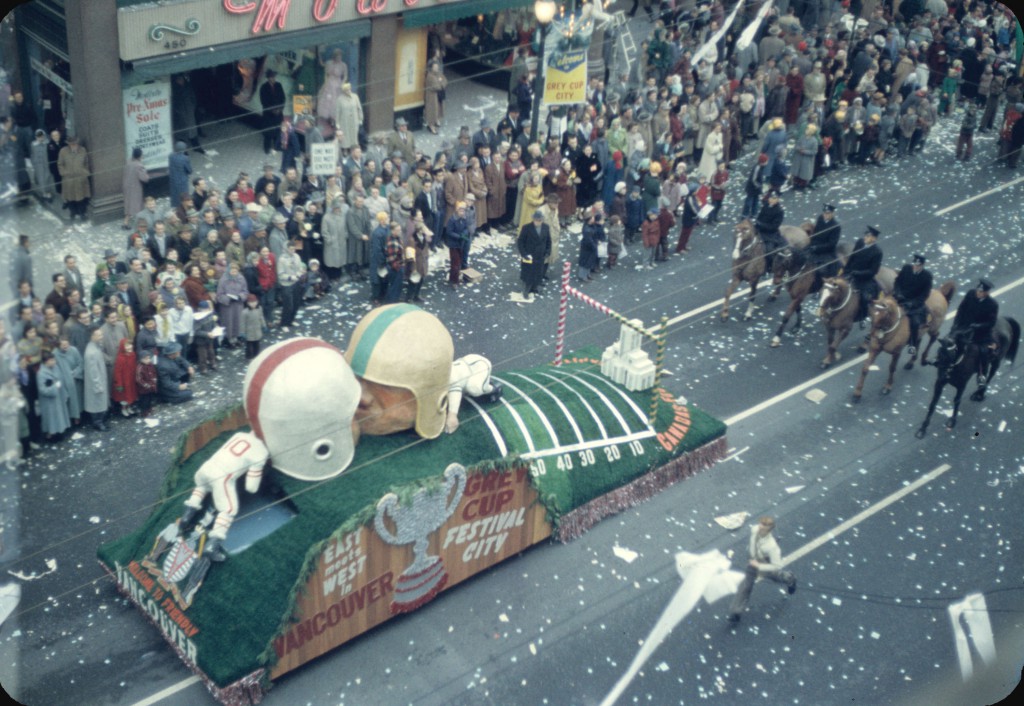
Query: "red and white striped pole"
554 260 571 366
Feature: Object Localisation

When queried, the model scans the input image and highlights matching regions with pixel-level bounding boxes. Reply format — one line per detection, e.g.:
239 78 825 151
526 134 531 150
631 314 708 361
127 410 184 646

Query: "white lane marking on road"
602 463 953 706
724 355 867 427
780 463 952 568
934 174 1024 216
948 592 996 681
463 397 508 457
129 675 201 706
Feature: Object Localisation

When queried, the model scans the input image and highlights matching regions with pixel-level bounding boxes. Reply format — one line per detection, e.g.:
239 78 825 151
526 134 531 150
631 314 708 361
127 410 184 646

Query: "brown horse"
723 220 811 322
768 236 849 348
851 283 956 401
816 270 897 368
721 221 767 321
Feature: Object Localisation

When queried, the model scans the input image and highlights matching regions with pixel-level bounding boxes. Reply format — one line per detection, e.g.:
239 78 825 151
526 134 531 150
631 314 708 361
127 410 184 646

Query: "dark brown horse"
721 221 766 321
915 317 1021 437
768 235 849 348
851 283 955 401
816 270 896 368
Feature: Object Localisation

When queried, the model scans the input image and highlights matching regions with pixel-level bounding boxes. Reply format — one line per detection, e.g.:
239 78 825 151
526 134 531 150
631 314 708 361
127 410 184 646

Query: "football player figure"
178 431 270 562
445 354 504 434
345 304 455 439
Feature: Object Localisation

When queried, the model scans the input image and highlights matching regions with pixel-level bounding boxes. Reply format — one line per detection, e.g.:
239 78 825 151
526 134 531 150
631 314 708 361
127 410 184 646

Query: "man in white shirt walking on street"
728 516 796 623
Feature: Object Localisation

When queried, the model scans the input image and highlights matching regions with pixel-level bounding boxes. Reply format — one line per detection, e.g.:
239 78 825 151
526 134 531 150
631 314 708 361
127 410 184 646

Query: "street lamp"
529 0 558 146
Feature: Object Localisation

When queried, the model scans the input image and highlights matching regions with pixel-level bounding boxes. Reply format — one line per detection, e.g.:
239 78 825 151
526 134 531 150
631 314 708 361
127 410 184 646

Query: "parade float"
97 303 726 704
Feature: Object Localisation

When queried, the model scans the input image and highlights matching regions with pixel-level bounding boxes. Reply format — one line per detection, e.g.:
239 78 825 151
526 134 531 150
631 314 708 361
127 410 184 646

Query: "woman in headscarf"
216 261 249 348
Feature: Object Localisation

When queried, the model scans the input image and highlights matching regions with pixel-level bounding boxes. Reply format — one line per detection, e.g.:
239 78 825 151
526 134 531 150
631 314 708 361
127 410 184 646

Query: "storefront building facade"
9 0 533 222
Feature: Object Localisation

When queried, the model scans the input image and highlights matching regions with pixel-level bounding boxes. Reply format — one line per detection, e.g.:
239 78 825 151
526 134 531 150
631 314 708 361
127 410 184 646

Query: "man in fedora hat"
473 117 499 158
386 117 416 164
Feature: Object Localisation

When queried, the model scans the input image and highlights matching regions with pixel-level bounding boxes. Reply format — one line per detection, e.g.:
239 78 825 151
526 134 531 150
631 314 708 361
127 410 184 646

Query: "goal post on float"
554 261 669 425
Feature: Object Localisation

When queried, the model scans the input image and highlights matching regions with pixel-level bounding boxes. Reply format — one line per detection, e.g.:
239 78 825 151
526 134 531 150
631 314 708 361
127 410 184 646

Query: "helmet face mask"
345 304 454 439
243 339 361 481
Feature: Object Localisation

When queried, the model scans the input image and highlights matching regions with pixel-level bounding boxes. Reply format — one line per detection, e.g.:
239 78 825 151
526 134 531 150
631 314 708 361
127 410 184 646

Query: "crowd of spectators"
3 0 1021 457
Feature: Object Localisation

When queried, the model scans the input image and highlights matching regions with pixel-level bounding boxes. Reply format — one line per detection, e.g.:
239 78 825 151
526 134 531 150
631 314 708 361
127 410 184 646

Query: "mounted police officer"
952 278 999 383
893 254 933 356
807 203 842 287
843 225 883 326
754 190 785 272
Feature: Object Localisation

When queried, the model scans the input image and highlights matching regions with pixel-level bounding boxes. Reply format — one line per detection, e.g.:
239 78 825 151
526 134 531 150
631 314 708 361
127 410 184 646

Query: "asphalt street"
2 100 1023 705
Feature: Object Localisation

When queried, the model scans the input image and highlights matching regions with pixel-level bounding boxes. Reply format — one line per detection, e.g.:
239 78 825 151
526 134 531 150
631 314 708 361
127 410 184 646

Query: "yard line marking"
494 394 537 453
547 369 631 435
129 675 200 706
780 463 952 567
578 371 651 429
508 373 585 444
934 174 1024 216
491 375 561 448
463 397 508 457
538 372 609 437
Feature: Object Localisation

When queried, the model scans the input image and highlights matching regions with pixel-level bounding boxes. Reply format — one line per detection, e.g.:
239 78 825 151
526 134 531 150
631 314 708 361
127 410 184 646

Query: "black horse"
915 317 1020 438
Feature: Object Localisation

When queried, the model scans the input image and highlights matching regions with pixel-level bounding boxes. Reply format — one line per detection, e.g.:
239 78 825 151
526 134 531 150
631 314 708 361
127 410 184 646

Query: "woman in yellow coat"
518 171 546 231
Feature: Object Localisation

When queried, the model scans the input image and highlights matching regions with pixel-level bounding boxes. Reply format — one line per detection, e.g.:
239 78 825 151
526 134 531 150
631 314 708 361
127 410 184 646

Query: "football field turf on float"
97 349 726 704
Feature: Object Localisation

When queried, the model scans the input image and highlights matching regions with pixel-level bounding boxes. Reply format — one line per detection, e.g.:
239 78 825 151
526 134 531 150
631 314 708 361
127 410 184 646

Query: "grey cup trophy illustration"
374 463 467 614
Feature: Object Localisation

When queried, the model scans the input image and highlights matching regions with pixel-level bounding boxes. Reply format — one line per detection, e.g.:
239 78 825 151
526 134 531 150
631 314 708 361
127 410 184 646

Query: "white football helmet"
243 338 360 481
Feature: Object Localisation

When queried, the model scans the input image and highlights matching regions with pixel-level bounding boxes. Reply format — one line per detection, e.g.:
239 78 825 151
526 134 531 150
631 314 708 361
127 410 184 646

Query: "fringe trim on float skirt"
98 561 270 705
553 436 727 543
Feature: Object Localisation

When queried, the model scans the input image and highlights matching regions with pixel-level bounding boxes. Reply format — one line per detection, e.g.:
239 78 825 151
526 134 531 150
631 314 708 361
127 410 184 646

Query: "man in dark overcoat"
893 254 933 354
517 210 549 300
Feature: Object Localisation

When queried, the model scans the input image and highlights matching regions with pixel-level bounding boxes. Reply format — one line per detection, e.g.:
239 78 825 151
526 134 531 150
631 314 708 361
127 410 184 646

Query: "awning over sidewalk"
402 0 534 29
127 19 371 79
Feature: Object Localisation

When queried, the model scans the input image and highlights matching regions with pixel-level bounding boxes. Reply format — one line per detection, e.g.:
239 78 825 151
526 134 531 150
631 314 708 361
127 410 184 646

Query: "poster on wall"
123 81 173 172
394 25 427 112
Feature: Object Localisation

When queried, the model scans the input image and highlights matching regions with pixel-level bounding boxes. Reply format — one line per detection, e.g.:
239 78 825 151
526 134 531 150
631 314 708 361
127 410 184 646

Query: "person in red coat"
641 209 660 268
112 338 139 417
135 349 158 417
656 197 676 262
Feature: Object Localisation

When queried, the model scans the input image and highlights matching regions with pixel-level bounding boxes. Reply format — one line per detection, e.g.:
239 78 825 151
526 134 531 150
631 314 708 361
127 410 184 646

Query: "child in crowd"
606 214 624 269
303 259 330 301
135 349 157 417
112 339 138 417
241 295 264 360
192 300 219 373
